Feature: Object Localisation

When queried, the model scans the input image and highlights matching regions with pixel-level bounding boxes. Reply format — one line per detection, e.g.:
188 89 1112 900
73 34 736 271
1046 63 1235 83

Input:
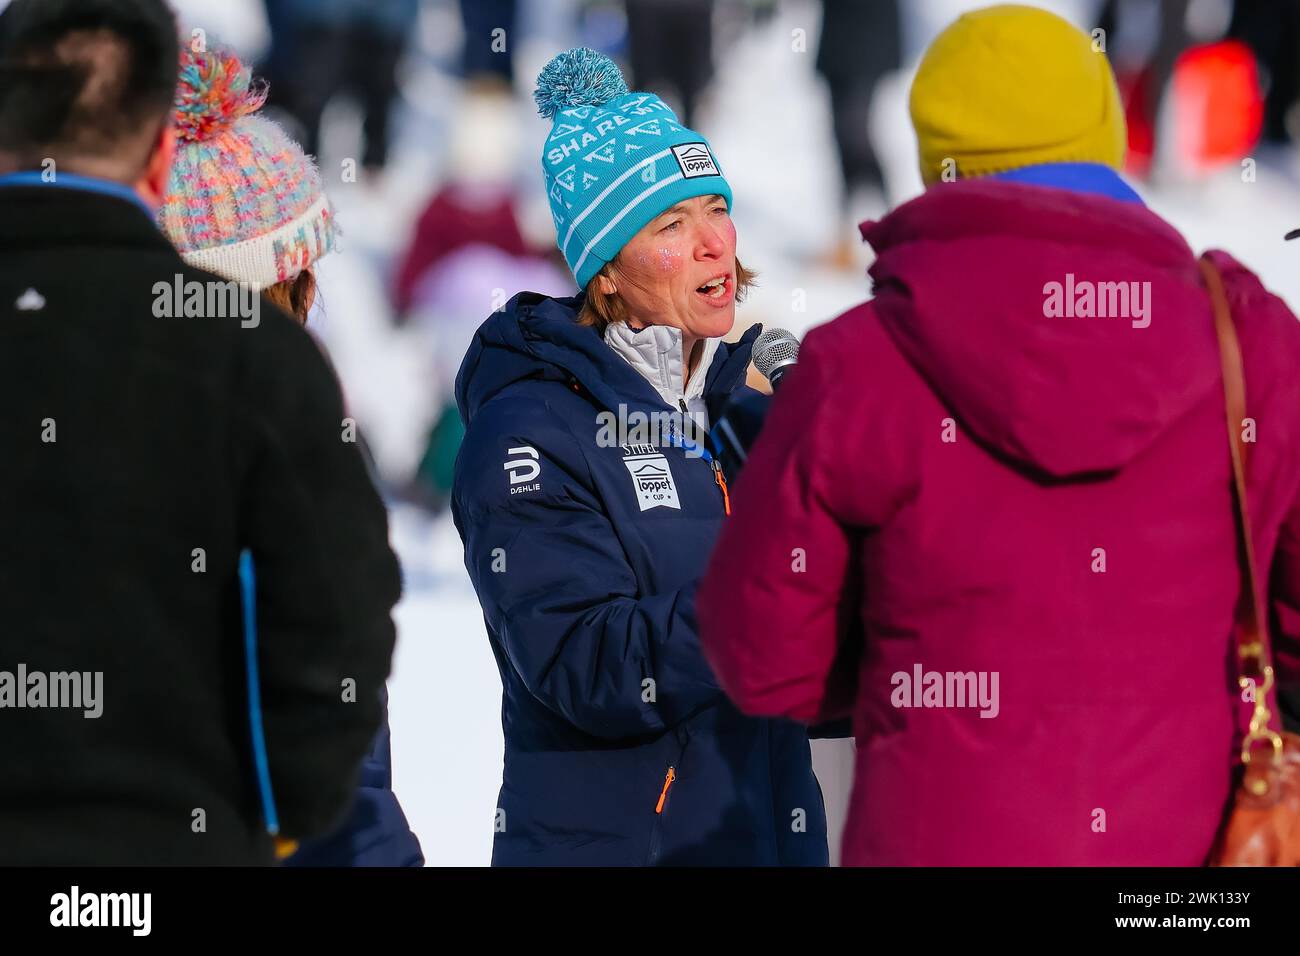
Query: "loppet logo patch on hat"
671 143 720 179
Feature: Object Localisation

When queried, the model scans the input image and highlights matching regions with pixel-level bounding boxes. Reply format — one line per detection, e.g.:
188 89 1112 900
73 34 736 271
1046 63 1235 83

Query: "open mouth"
695 274 731 300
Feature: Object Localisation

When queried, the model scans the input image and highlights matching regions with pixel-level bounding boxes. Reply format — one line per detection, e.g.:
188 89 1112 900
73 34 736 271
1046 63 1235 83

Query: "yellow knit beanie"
910 4 1127 185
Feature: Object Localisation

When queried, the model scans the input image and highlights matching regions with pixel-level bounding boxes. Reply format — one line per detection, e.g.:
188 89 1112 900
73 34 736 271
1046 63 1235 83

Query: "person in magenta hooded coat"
697 4 1300 866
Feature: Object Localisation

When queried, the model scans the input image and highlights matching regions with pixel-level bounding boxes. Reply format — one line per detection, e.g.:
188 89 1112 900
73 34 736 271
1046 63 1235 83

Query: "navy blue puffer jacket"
451 292 827 866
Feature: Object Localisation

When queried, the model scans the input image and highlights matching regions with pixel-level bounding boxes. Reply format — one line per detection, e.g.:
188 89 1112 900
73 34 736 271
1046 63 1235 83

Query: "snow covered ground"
164 0 1300 865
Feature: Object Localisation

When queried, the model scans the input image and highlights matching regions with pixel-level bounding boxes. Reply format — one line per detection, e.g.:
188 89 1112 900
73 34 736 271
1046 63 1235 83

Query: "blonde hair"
577 257 757 332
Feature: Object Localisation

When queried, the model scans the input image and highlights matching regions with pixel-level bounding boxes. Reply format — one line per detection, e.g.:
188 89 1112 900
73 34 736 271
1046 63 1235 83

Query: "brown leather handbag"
1200 256 1300 866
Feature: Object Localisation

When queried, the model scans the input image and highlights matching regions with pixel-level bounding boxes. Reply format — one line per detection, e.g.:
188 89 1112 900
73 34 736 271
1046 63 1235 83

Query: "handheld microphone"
709 327 799 483
751 327 799 390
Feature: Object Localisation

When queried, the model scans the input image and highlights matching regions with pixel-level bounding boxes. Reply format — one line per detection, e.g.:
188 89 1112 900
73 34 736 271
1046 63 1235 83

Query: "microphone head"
752 327 799 385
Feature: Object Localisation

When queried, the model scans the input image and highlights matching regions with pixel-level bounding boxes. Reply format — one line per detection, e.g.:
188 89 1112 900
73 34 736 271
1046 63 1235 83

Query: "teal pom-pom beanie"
534 48 733 291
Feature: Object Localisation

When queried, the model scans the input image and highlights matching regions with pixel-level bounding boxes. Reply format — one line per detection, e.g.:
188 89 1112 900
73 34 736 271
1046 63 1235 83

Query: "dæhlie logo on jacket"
621 444 680 511
504 445 541 494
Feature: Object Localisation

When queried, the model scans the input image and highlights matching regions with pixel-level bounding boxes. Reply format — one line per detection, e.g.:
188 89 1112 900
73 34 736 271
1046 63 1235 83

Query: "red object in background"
392 184 532 316
1120 39 1263 178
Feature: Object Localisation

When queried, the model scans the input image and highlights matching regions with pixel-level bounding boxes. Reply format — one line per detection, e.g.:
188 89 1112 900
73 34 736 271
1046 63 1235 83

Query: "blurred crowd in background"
113 0 1297 522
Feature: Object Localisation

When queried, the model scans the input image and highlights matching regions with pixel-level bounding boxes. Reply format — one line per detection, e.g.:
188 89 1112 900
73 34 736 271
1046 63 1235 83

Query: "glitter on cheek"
656 247 683 272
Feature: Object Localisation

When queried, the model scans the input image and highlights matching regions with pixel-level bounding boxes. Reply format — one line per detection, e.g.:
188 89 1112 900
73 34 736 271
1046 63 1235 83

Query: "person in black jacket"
0 0 401 865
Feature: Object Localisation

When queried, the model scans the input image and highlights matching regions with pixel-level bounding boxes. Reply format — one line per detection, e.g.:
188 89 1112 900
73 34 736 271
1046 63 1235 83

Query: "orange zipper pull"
711 460 731 515
655 766 676 814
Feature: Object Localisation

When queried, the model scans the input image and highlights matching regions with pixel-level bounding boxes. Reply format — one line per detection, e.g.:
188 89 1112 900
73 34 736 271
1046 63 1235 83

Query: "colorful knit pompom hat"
158 46 338 291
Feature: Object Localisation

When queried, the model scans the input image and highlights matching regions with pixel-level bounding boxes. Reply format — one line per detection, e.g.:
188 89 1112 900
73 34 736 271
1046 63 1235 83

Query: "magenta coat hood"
698 180 1300 865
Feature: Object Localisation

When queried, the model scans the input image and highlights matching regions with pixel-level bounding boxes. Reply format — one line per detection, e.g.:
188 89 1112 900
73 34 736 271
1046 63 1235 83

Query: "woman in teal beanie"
450 49 827 866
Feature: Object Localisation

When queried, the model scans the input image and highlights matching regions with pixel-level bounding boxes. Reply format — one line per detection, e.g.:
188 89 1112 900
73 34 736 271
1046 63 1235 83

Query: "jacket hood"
455 291 759 428
861 179 1221 478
